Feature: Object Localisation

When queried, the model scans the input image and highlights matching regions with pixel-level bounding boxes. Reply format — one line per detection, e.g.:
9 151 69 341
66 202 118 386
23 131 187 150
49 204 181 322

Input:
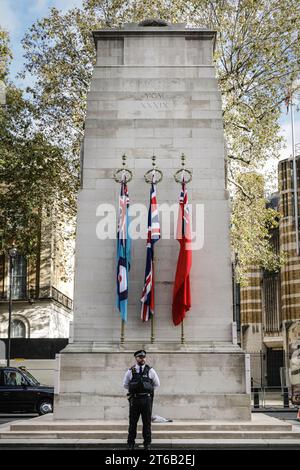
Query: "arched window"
11 319 26 338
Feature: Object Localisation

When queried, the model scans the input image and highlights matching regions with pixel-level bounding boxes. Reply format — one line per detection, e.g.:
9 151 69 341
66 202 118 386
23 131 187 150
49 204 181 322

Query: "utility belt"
130 393 152 398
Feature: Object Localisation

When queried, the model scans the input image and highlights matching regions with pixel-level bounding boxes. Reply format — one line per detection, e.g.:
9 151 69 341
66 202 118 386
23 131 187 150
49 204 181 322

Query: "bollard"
253 387 260 408
283 387 289 408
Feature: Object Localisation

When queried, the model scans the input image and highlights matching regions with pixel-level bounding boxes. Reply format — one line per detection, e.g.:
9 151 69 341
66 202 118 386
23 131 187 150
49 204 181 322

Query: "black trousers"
127 395 152 446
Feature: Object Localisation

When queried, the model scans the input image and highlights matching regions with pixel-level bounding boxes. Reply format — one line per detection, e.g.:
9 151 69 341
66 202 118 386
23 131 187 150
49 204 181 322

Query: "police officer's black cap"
134 350 146 357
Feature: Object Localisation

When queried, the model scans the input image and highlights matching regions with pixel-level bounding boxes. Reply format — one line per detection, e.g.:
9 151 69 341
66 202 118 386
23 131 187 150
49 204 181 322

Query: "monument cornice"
92 28 217 52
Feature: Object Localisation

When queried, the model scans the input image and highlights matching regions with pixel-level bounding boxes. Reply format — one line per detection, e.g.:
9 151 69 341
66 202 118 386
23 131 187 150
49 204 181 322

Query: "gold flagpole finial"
174 154 192 184
144 156 163 184
114 154 133 183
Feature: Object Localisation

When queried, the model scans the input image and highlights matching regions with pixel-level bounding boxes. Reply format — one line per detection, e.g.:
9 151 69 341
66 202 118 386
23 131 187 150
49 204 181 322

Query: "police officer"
123 350 160 450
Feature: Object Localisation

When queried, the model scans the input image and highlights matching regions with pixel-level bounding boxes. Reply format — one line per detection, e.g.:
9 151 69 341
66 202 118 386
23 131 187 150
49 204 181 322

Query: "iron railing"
50 286 73 311
0 285 73 311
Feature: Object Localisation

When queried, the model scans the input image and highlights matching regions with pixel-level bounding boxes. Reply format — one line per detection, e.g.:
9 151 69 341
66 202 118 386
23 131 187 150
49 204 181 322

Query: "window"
282 193 289 217
3 370 27 387
0 254 5 299
281 161 288 191
11 254 27 300
262 271 280 334
11 319 26 338
297 158 300 187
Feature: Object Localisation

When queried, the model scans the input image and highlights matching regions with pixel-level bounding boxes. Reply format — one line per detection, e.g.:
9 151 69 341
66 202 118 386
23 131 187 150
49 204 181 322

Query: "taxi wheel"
38 400 53 415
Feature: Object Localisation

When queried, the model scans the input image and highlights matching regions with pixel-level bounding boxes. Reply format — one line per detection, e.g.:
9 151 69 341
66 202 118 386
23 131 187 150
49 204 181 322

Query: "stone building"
239 153 300 387
0 209 74 341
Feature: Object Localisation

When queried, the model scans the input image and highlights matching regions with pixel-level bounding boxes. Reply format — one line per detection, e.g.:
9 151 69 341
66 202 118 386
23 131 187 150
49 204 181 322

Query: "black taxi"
0 366 54 415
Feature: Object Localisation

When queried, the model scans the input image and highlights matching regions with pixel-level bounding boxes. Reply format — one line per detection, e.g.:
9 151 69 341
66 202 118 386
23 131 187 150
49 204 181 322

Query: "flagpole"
181 320 185 344
120 163 127 345
173 154 192 344
120 319 125 345
143 156 163 343
151 164 156 345
151 315 155 344
114 154 133 347
181 156 186 346
151 252 155 344
290 94 300 256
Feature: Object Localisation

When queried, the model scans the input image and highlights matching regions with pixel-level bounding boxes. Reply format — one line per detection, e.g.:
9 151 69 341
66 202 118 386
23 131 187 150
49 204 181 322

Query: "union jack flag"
141 181 160 322
116 180 131 322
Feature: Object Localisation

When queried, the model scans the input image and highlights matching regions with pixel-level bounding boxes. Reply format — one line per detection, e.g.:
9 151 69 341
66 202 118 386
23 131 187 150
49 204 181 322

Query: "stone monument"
54 21 251 420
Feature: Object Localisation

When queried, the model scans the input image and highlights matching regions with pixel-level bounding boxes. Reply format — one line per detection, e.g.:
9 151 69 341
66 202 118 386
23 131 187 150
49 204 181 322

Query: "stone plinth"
54 348 250 420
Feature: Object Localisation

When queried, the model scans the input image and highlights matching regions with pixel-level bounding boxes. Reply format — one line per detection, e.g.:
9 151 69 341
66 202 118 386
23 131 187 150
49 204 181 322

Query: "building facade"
0 209 74 342
239 154 300 388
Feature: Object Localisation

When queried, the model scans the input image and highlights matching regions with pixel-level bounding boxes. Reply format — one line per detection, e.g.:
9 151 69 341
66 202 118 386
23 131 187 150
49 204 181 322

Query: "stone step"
9 421 292 432
1 430 300 440
1 439 300 450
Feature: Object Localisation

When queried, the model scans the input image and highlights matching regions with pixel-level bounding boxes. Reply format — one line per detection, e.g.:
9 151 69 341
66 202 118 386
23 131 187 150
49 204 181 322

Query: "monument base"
2 414 300 448
54 343 251 421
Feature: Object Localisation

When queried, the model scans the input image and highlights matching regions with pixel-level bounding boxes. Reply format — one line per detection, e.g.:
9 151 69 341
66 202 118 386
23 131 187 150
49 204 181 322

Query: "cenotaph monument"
54 21 251 421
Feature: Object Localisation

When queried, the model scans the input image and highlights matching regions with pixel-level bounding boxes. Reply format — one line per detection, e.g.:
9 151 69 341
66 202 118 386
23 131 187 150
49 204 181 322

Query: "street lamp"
7 246 18 367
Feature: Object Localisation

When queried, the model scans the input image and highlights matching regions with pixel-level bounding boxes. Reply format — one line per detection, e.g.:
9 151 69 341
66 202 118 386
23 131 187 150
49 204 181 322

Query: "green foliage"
5 1 300 276
21 0 300 166
0 29 12 81
200 0 300 168
231 173 285 284
21 6 97 148
0 26 78 258
0 85 78 256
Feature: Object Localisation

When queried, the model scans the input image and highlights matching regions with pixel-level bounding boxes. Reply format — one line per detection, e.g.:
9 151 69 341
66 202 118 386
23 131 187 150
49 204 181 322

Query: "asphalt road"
0 414 37 426
264 410 300 427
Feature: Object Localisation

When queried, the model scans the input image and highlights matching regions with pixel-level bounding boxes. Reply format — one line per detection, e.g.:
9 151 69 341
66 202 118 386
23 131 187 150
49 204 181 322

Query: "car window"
20 369 39 386
4 371 27 387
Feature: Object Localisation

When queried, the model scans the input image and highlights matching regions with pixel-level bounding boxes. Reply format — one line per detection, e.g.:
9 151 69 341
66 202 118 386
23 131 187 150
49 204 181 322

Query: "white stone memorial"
54 21 251 421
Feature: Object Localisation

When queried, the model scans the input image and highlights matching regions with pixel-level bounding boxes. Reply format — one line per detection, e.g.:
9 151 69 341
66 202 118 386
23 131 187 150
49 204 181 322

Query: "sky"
1 0 300 187
0 0 83 85
263 110 300 195
279 109 300 158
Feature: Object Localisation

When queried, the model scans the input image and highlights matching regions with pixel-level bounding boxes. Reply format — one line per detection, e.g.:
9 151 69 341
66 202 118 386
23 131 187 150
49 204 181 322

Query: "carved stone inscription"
140 92 169 109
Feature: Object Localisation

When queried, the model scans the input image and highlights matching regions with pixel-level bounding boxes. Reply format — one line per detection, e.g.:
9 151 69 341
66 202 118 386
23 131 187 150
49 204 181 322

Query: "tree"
199 0 300 167
0 28 77 261
19 0 300 280
231 173 284 284
0 29 11 82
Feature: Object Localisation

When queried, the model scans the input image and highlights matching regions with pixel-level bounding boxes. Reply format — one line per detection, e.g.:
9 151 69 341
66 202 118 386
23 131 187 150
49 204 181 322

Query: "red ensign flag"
172 181 192 326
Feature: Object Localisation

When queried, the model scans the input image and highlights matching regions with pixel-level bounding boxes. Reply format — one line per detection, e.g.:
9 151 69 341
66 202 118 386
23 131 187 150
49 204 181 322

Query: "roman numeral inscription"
140 92 169 109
